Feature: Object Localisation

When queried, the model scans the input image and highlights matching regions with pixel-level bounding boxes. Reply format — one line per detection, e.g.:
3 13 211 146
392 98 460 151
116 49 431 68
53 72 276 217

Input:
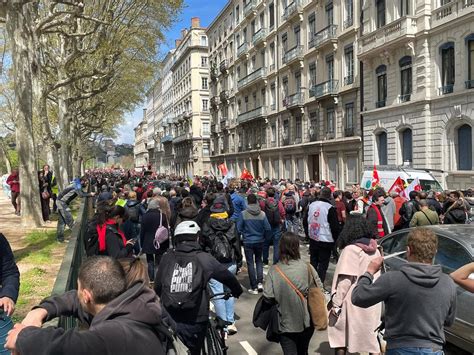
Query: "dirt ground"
0 192 68 322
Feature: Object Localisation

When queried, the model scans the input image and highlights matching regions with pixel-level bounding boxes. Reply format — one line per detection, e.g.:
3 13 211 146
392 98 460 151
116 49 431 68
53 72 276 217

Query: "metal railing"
282 45 304 64
237 42 248 57
283 91 305 108
252 28 267 45
237 67 267 89
309 25 337 49
237 106 267 124
310 79 339 98
465 80 474 89
45 195 92 330
439 84 454 95
243 0 256 17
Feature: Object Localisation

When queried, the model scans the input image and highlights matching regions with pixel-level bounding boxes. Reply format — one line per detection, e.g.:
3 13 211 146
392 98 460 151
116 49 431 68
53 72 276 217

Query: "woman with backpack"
263 232 321 355
140 199 169 282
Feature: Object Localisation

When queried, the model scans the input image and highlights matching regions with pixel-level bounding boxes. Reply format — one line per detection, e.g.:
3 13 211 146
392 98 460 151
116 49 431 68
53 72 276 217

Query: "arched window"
377 132 388 165
401 128 412 163
458 124 472 170
376 65 387 108
399 56 412 102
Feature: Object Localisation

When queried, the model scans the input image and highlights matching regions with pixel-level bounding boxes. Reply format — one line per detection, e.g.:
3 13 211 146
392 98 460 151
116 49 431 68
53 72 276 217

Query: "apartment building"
133 116 148 168
207 0 362 187
144 80 163 170
171 17 211 176
360 0 474 189
160 49 176 174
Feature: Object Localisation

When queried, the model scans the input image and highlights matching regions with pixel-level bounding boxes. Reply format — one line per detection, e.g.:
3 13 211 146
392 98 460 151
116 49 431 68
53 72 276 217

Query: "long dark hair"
337 214 378 250
95 201 126 225
279 232 301 264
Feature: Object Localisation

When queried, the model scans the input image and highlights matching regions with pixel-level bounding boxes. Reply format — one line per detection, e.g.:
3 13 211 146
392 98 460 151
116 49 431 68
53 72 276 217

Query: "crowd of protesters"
1 166 474 354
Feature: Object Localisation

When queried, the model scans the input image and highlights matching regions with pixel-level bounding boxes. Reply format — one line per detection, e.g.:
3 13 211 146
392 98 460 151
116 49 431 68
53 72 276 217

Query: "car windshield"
407 179 443 192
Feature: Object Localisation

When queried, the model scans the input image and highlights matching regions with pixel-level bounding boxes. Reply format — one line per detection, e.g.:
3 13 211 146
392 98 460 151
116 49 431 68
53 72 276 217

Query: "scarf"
96 219 127 252
352 237 378 253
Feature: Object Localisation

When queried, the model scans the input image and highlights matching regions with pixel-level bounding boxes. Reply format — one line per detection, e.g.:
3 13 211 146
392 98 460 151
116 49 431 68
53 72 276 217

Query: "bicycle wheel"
203 322 224 355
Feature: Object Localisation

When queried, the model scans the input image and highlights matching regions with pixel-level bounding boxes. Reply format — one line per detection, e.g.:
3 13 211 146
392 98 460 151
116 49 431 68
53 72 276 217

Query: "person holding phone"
98 205 136 259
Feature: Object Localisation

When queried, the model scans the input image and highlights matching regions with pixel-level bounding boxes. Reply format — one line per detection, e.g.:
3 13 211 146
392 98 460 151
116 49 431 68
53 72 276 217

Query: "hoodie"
352 263 457 350
230 191 247 221
237 204 271 245
201 217 242 264
17 282 166 355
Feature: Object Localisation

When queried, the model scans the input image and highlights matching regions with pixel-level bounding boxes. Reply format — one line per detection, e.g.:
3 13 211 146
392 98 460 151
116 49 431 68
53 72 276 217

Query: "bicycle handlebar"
209 292 233 300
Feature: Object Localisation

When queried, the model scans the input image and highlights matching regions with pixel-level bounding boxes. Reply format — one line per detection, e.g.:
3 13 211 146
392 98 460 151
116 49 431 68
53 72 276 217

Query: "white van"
360 167 444 192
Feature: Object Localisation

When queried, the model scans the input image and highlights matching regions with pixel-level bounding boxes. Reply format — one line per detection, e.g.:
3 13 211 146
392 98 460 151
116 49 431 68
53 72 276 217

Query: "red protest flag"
218 163 228 176
240 168 254 180
388 177 407 198
371 164 380 188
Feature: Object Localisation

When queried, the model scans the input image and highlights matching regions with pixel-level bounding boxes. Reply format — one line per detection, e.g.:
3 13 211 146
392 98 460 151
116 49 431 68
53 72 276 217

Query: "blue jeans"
244 243 264 290
209 263 237 324
387 348 444 355
0 314 13 354
263 226 281 265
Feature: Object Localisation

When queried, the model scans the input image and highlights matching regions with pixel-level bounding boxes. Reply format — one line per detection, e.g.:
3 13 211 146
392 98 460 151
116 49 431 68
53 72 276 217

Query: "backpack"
127 204 140 223
154 213 169 250
160 250 205 314
284 196 297 214
84 220 100 256
265 200 281 227
210 230 234 263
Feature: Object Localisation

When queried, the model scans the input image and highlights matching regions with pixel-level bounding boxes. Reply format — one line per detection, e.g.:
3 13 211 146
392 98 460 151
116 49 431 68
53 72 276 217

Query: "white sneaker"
257 283 264 292
227 323 238 335
248 288 258 295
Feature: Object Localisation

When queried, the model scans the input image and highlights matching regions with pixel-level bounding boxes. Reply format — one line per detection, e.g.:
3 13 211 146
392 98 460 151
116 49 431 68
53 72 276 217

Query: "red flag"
371 164 380 188
218 163 228 176
240 168 254 180
388 177 406 198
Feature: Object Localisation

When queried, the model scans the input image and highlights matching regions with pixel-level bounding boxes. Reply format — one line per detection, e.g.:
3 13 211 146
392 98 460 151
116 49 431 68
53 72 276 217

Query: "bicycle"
202 292 233 355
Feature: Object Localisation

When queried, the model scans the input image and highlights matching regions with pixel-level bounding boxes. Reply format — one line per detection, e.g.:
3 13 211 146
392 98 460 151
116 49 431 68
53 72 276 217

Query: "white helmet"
174 220 201 237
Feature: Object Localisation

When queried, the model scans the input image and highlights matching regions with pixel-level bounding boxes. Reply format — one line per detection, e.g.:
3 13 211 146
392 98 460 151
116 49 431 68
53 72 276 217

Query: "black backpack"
159 250 205 314
127 204 140 223
84 220 100 256
210 230 234 263
265 200 281 227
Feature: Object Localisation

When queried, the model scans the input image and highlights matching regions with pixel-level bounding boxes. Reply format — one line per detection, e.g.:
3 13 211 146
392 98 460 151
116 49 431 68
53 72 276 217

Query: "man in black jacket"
155 220 242 355
6 256 165 355
352 228 456 354
399 191 420 229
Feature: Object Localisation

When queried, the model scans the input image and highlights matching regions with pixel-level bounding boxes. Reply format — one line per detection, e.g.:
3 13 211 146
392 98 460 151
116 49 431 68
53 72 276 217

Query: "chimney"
181 28 188 39
191 17 200 29
175 39 182 48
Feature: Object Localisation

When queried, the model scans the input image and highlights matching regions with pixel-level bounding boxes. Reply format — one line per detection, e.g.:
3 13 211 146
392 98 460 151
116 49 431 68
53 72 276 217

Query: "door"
310 155 320 181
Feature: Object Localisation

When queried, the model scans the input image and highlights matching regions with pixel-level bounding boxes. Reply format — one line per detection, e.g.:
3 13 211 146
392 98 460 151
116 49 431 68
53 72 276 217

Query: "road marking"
240 341 258 355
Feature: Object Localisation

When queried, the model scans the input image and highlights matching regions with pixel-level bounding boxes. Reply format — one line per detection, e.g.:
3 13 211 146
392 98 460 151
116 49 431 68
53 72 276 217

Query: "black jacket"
200 217 242 264
0 234 20 302
103 224 133 259
399 199 420 227
17 282 165 355
155 241 242 323
195 206 212 229
427 198 442 215
140 209 169 254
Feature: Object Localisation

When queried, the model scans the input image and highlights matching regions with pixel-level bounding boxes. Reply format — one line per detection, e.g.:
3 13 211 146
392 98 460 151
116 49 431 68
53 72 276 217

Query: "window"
399 0 409 16
271 124 276 142
261 88 266 105
376 65 387 108
270 42 275 68
309 62 317 88
295 71 302 92
401 128 413 163
309 111 318 140
435 236 473 273
346 156 357 183
295 116 302 140
294 25 301 46
202 77 208 90
440 42 455 94
203 143 210 156
201 36 207 46
376 0 386 28
282 77 288 97
260 13 264 29
344 0 353 28
308 13 316 41
345 103 354 130
458 124 472 170
327 108 335 134
251 20 256 36
202 99 208 111
326 2 334 26
235 5 240 23
377 132 388 165
468 37 474 89
201 56 208 67
271 83 276 108
202 122 210 135
399 56 412 102
344 46 354 85
327 55 334 81
269 3 275 28
282 33 288 53
328 156 338 181
283 120 289 142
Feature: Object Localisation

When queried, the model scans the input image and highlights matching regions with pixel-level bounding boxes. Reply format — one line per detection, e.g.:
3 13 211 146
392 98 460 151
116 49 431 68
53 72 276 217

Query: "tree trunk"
6 3 43 227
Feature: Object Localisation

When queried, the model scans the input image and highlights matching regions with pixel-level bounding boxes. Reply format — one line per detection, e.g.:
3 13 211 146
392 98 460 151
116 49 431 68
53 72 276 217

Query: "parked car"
378 225 474 353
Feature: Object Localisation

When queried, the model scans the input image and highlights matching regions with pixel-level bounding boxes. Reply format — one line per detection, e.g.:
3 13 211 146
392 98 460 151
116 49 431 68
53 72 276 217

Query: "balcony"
358 16 417 58
399 94 411 103
439 84 454 95
344 75 354 86
210 66 218 81
283 91 305 108
282 45 304 65
309 25 337 50
252 28 267 46
344 127 354 137
220 60 228 74
161 135 174 143
237 67 267 90
211 124 220 134
210 96 219 109
375 100 386 108
220 90 229 104
465 80 474 89
173 133 192 144
220 118 229 130
183 110 192 119
310 79 339 99
282 0 304 22
237 42 248 58
237 106 267 124
243 0 256 18
432 0 474 28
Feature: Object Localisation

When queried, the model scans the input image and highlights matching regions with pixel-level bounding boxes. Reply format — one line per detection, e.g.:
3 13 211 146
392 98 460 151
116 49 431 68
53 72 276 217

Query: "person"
237 193 271 294
56 177 95 242
352 228 457 355
152 187 171 221
333 191 347 226
262 187 286 267
399 191 420 229
140 199 169 281
123 191 144 252
307 187 341 284
409 199 439 227
97 185 113 202
118 256 150 288
281 186 298 234
171 196 199 232
8 256 165 354
200 195 242 335
366 190 390 237
328 215 382 355
442 191 467 224
229 182 247 222
381 191 396 232
451 262 474 293
426 191 442 216
6 169 20 216
38 171 51 223
155 221 242 355
0 233 20 352
215 181 234 218
263 232 322 355
195 193 215 228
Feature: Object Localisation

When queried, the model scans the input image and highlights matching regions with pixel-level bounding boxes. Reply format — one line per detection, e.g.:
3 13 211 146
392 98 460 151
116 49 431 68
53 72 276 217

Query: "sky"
118 0 228 144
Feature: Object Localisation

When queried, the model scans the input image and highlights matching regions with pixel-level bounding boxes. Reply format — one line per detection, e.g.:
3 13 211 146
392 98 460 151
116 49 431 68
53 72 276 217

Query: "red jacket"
6 174 20 193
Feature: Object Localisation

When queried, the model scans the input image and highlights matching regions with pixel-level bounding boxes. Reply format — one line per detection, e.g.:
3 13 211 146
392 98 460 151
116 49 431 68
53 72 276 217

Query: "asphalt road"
223 243 469 355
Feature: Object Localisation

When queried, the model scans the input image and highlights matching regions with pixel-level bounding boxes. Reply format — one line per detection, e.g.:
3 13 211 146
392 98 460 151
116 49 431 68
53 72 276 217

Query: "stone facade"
133 116 148 168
